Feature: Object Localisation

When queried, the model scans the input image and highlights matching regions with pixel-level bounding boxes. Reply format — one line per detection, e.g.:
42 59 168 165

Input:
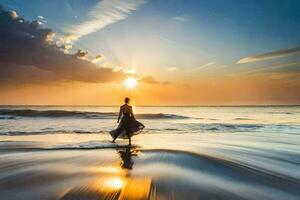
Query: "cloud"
60 44 73 53
237 46 300 64
172 16 187 23
124 68 137 74
74 49 89 59
36 15 46 25
63 0 146 43
141 75 169 85
92 55 102 64
0 6 124 84
198 62 216 69
242 62 300 74
188 62 216 73
59 33 78 44
141 76 159 84
166 67 177 71
9 10 18 19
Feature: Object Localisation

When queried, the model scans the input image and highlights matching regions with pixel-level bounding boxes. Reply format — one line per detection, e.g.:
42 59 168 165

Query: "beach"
1 1 300 199
0 106 300 200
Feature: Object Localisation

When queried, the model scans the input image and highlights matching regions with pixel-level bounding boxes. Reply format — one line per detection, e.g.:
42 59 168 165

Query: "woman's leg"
125 127 131 145
124 121 131 145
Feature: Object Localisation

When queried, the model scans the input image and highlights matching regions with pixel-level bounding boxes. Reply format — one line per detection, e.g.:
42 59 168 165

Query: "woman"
110 97 144 144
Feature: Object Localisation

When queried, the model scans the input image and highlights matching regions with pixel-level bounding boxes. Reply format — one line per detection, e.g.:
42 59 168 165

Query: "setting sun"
124 78 137 89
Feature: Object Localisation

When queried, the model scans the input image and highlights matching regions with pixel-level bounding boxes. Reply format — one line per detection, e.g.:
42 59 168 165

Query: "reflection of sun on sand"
61 176 152 200
118 177 152 200
60 146 153 200
97 176 152 200
104 177 123 189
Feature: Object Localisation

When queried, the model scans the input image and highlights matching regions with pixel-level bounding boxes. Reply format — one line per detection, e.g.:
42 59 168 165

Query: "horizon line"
0 104 300 107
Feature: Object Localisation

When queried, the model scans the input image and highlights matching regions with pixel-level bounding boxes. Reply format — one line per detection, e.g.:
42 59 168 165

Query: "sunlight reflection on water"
59 146 153 200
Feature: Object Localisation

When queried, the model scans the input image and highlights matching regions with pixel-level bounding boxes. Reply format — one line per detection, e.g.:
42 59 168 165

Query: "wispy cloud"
172 16 187 23
197 62 216 69
237 46 300 64
152 34 177 44
186 62 229 77
188 62 216 73
124 68 137 74
166 67 177 71
63 0 146 42
140 75 170 85
239 62 300 74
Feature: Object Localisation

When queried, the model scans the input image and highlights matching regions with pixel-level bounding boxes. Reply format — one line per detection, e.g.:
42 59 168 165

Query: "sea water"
0 106 300 135
0 106 300 199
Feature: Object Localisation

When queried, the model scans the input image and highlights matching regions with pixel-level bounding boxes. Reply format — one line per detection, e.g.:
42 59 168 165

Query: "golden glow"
90 166 122 174
98 177 124 190
124 68 137 74
92 176 152 199
124 77 137 89
106 177 123 189
2 72 300 105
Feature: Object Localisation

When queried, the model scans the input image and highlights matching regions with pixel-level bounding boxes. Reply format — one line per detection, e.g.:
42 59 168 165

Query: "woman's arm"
117 106 122 123
130 106 136 120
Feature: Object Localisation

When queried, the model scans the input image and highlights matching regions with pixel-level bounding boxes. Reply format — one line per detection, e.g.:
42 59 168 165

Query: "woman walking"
110 97 144 145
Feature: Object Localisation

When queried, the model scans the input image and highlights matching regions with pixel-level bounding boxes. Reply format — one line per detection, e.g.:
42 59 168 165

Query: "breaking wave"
186 123 300 133
0 109 189 119
1 123 300 136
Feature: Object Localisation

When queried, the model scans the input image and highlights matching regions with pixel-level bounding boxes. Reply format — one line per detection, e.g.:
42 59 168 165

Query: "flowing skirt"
110 118 145 139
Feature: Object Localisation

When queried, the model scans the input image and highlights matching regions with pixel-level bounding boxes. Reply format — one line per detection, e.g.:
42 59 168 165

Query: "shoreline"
0 132 299 199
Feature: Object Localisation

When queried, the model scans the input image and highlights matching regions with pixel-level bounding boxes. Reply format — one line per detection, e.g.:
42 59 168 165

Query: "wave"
0 116 17 120
185 123 300 134
0 109 189 119
266 111 300 115
2 123 300 136
199 123 264 132
48 140 135 150
0 130 107 136
233 117 253 120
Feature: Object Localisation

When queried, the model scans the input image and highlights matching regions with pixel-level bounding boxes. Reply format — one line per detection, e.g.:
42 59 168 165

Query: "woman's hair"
125 97 130 104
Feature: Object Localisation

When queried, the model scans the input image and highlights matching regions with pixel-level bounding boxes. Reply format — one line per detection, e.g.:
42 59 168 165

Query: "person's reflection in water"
118 145 138 170
60 146 153 200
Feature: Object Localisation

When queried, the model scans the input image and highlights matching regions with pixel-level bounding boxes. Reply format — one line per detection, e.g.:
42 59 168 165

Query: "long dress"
110 111 145 139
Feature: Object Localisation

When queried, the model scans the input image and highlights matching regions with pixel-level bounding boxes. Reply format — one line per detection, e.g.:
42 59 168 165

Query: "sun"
124 77 137 89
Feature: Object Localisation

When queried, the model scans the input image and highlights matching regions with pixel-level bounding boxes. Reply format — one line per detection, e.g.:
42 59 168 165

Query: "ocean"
0 106 299 199
1 106 300 135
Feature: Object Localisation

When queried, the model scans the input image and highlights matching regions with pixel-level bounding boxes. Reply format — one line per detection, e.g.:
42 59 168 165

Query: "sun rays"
124 77 138 89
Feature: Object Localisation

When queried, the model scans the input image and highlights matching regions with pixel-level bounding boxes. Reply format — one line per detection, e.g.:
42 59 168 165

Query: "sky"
0 0 299 105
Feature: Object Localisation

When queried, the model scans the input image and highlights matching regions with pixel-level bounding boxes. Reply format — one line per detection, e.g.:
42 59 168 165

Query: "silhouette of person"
112 97 136 144
110 97 144 144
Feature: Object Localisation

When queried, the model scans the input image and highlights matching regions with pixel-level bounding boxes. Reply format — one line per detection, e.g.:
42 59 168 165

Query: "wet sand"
0 133 299 200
